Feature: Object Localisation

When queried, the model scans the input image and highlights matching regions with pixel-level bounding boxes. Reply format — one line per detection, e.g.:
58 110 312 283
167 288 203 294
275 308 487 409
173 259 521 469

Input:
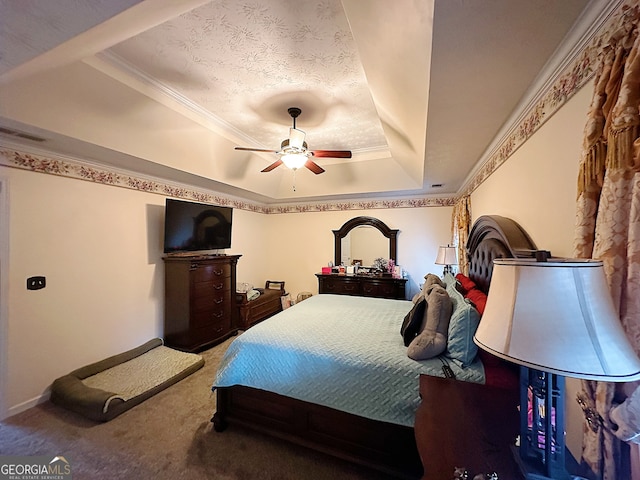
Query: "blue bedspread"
213 294 485 427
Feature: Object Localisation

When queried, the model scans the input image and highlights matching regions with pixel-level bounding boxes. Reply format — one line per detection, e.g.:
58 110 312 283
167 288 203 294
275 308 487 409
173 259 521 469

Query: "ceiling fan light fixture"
235 107 351 175
281 152 308 170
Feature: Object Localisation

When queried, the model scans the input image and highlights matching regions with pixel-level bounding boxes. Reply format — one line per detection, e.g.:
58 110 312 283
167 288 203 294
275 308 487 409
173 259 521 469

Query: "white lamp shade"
474 258 640 381
435 246 457 265
288 128 306 149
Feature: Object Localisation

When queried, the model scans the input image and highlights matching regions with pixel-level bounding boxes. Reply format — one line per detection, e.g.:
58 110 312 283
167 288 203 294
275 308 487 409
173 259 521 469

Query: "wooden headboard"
466 215 537 294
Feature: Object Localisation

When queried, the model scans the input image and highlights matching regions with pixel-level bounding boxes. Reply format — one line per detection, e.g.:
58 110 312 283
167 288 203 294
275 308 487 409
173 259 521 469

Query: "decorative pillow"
445 281 481 366
401 297 427 346
442 272 457 288
465 287 488 315
407 285 452 360
455 273 476 294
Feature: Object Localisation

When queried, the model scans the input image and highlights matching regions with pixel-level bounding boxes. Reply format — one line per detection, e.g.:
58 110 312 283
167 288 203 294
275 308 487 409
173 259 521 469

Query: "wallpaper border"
0 148 453 213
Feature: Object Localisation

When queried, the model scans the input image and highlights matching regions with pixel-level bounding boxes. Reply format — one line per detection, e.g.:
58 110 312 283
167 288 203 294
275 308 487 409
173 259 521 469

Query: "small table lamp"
435 245 457 276
474 256 640 480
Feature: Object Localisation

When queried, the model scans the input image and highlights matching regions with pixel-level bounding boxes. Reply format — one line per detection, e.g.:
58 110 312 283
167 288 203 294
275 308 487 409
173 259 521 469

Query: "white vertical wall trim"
0 177 9 419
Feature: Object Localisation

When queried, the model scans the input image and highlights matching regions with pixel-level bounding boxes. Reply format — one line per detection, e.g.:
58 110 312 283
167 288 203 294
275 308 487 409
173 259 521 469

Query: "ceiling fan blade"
311 150 352 158
235 147 279 153
261 159 283 172
304 159 325 174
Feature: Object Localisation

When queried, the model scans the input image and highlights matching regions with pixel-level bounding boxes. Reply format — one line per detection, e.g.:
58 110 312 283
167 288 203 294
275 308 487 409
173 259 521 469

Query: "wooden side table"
415 374 523 479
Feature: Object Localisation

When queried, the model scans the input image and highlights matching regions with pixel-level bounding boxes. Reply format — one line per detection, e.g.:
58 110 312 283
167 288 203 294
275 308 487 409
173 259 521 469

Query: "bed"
211 215 537 478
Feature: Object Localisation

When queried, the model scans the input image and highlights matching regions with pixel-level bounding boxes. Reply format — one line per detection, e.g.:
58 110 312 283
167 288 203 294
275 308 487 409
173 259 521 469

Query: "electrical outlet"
27 276 46 290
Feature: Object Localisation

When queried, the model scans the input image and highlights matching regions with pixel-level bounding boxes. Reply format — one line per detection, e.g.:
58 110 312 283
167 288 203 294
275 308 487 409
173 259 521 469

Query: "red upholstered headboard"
466 215 538 294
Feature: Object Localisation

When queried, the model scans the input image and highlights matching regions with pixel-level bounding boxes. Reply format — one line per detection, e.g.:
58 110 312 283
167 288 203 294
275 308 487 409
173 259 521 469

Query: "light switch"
27 276 46 290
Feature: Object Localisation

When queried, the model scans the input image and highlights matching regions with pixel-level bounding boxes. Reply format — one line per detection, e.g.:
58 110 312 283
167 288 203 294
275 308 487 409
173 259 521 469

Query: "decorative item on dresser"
211 215 535 479
163 254 241 352
236 280 285 330
316 272 407 299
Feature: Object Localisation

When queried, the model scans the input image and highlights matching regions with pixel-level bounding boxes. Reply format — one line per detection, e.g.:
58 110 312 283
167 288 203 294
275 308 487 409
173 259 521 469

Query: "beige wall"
471 83 591 458
0 164 451 416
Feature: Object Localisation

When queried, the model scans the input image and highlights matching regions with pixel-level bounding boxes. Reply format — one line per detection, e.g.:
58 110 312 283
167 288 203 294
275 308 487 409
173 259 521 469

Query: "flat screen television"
163 198 233 254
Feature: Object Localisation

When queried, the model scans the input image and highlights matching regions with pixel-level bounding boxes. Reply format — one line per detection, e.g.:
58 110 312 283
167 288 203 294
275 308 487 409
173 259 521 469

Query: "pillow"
442 272 457 288
407 285 452 360
445 281 481 366
401 297 427 347
465 287 488 315
455 273 476 294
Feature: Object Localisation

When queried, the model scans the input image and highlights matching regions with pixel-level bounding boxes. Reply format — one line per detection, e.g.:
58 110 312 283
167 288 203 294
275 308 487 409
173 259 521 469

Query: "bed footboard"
212 386 422 479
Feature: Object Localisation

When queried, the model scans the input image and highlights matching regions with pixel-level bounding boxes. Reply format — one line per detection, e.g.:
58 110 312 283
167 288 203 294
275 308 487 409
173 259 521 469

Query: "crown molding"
457 0 626 200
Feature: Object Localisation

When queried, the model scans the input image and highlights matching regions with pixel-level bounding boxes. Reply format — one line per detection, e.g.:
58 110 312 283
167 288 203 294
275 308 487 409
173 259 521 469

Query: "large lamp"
435 245 457 275
474 256 640 479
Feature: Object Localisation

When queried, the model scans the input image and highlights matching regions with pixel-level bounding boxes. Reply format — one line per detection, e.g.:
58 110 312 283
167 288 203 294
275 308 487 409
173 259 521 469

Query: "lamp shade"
474 258 640 381
435 246 457 265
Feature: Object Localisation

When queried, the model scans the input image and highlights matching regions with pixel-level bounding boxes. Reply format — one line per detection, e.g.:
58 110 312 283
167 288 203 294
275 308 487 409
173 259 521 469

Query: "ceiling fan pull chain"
292 169 297 192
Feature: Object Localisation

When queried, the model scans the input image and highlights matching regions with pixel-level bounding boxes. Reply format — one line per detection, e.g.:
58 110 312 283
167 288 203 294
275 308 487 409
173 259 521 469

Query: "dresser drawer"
192 289 228 311
192 303 230 328
191 262 231 282
316 273 407 300
361 279 402 299
192 279 229 299
320 276 360 295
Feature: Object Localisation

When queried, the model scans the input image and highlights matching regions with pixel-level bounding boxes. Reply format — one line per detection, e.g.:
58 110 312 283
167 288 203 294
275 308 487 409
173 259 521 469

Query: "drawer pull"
213 269 223 276
214 298 224 304
214 283 224 290
212 311 224 319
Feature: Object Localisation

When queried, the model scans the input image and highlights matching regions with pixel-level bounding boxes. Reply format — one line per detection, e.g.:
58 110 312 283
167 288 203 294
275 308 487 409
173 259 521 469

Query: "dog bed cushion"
50 338 204 422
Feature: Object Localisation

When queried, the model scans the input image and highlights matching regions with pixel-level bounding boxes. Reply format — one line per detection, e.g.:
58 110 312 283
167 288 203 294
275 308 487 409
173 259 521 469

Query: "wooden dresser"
415 375 522 479
316 273 407 300
163 254 241 352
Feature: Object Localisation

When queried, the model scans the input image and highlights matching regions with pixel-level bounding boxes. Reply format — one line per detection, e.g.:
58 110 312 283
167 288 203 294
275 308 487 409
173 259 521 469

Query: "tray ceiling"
0 0 593 203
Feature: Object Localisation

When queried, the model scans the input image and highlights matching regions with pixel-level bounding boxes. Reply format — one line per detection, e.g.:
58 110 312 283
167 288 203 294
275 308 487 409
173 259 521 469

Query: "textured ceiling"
0 0 594 203
107 1 387 152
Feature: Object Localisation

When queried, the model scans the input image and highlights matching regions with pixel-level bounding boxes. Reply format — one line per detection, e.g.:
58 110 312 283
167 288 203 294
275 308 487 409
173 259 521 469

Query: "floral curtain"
452 195 471 275
574 6 640 479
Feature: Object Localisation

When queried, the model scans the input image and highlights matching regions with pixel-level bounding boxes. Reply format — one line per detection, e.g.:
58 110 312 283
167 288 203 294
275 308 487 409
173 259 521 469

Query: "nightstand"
415 374 523 479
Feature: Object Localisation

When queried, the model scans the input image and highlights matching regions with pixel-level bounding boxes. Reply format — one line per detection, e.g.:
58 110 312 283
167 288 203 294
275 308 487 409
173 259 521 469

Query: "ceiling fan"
235 107 352 174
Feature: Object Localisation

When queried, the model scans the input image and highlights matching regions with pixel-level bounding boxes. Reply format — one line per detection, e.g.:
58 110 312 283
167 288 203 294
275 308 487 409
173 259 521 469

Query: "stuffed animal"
407 284 452 360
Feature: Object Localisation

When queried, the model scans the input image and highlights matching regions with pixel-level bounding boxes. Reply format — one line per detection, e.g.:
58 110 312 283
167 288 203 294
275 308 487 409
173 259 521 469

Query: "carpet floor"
0 336 396 480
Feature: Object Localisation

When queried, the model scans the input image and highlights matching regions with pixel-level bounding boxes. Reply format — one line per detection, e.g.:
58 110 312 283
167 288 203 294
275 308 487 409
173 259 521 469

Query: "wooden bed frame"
211 215 537 479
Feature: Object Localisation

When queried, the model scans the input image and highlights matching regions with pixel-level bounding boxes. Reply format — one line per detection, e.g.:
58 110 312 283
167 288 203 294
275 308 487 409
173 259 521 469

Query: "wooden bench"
236 281 285 330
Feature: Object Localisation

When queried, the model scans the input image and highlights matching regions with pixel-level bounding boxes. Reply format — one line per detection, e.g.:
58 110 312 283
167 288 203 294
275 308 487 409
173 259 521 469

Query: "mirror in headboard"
333 216 398 267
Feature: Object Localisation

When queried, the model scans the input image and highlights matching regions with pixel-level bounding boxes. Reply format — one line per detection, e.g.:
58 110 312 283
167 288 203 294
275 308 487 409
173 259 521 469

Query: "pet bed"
50 338 204 422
